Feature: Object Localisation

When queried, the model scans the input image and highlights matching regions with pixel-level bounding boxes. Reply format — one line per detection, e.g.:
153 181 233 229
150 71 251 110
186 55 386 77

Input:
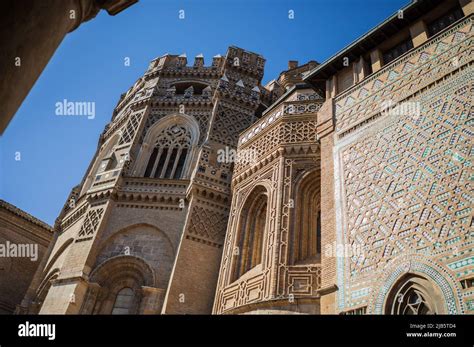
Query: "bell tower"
21 47 274 314
162 47 270 313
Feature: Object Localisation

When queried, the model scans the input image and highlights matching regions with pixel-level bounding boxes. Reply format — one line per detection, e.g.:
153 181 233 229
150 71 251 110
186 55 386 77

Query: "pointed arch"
384 274 445 314
81 133 120 195
289 169 321 265
231 185 269 282
369 257 464 314
34 268 60 314
135 114 200 179
42 238 74 278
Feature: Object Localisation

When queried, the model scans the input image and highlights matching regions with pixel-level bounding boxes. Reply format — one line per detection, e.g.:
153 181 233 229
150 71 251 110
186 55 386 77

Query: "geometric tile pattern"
287 265 322 296
448 257 474 271
336 61 473 312
340 66 473 275
370 259 463 314
334 16 473 135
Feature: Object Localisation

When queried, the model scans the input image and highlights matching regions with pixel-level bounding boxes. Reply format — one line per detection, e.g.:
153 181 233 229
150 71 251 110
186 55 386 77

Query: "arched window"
232 186 268 282
97 150 117 174
80 134 120 196
289 171 321 264
385 275 442 315
111 287 135 315
172 81 209 95
144 124 191 179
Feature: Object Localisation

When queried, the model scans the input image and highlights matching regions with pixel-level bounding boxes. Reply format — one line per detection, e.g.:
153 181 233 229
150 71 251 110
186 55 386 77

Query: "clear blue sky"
0 0 407 225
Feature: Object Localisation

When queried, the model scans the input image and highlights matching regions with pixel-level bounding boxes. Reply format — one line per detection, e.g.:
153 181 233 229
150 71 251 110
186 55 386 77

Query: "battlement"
223 46 266 79
145 52 225 77
145 46 266 81
110 46 278 124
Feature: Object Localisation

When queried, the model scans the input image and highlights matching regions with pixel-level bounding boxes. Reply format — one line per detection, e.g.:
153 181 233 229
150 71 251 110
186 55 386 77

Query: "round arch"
90 255 155 287
89 255 155 314
93 223 175 291
97 222 176 257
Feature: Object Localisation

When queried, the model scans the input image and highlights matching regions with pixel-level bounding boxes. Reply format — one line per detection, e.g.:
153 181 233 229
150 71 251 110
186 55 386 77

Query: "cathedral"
2 0 472 315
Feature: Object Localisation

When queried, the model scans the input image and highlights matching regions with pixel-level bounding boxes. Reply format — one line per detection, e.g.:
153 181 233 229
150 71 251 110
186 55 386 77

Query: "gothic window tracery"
144 124 192 179
385 275 442 315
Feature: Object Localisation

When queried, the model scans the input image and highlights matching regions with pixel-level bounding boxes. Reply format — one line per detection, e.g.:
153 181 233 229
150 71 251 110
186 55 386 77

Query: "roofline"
0 199 53 232
303 0 434 82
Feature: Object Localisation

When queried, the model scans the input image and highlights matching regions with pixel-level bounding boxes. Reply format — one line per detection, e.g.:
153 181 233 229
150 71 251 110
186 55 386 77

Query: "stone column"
161 193 229 314
162 47 264 314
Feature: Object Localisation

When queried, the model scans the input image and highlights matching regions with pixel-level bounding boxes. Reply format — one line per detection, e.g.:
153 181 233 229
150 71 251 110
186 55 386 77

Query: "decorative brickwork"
77 208 105 239
187 205 229 245
214 82 321 314
20 4 473 316
334 53 473 312
118 110 145 145
334 16 472 135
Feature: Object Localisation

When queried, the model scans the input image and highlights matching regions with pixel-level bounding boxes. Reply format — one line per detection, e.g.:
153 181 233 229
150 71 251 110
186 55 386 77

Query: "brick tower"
21 46 280 314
